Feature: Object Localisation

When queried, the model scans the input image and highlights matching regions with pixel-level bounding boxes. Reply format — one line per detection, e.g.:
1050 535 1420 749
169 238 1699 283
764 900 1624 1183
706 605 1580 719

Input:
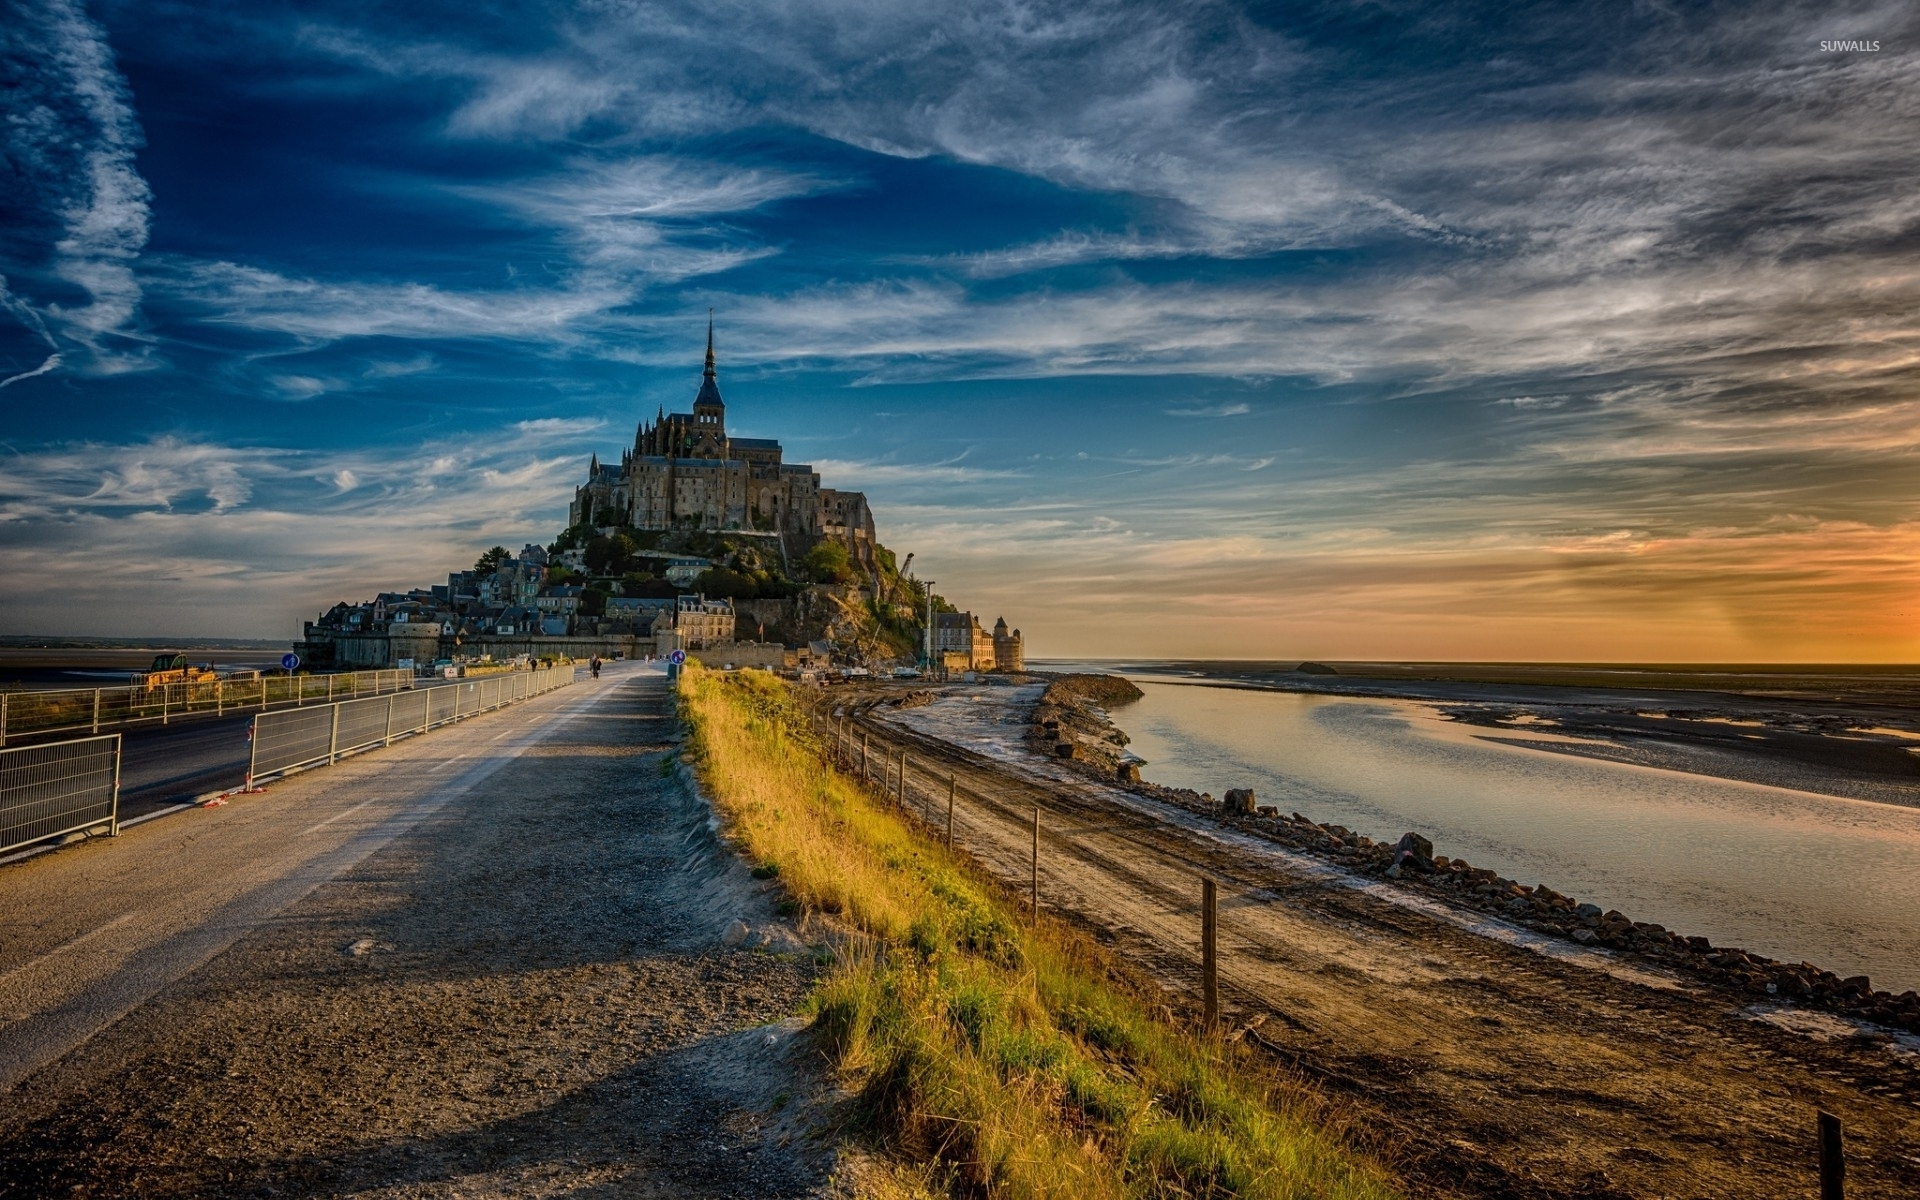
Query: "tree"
585 533 637 576
546 565 578 587
693 567 758 599
474 546 510 575
805 539 856 584
581 587 610 617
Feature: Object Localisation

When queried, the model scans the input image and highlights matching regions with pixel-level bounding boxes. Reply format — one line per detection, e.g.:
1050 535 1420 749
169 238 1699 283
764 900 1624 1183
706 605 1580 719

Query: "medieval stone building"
569 323 876 567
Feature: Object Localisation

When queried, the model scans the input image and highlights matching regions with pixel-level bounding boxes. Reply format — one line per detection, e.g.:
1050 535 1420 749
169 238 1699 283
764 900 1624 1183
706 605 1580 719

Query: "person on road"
590 655 601 679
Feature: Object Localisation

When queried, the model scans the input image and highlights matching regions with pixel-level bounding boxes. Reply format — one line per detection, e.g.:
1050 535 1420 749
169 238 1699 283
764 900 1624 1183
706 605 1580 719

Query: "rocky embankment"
1023 674 1920 1037
1027 673 1146 776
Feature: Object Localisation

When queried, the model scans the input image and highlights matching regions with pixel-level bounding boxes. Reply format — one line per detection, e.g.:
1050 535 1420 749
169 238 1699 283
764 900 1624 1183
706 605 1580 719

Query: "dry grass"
679 665 1400 1200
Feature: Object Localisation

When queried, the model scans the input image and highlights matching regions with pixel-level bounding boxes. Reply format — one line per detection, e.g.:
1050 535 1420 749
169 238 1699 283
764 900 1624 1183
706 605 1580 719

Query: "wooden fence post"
1818 1110 1844 1200
1202 878 1219 1029
1030 804 1040 920
946 776 956 848
899 749 908 805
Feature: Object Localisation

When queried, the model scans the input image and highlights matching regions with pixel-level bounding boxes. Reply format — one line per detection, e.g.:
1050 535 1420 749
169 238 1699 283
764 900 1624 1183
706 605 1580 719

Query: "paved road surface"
0 663 828 1198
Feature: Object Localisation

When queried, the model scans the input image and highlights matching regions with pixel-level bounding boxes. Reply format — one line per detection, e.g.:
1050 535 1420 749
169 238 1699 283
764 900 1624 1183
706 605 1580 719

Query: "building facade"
569 323 877 568
935 611 1024 672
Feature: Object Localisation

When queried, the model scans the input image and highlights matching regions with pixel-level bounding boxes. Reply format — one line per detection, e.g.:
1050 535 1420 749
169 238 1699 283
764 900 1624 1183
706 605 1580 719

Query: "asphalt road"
0 661 829 1198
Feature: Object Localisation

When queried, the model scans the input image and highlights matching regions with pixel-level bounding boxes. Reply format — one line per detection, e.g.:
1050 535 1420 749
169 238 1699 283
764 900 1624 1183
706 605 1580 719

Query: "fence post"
2 691 9 748
328 703 341 765
1030 804 1040 920
92 688 101 735
384 693 396 747
162 684 170 725
861 731 869 781
110 733 123 836
1818 1111 1844 1200
217 679 224 717
1202 878 1219 1029
947 776 956 848
899 749 908 806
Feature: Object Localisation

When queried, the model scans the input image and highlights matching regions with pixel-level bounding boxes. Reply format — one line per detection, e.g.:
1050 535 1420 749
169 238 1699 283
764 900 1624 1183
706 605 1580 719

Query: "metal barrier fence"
247 665 574 784
0 735 121 856
0 669 415 747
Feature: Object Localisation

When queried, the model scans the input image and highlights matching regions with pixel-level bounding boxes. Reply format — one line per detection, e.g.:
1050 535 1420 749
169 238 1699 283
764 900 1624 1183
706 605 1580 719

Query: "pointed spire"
703 309 716 379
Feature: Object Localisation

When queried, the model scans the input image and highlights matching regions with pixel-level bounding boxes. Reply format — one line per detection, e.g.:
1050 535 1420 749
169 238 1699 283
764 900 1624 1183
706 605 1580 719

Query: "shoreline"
1015 673 1920 1029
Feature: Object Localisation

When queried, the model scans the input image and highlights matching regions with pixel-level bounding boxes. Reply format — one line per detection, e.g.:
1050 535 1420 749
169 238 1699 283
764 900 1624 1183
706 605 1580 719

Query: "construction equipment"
134 652 219 691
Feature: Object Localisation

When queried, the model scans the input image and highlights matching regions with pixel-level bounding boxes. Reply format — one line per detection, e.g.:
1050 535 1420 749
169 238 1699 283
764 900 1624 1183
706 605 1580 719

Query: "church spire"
704 309 716 380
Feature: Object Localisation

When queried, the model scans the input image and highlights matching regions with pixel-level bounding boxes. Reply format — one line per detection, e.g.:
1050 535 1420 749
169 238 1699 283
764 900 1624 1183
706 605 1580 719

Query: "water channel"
1114 678 1920 994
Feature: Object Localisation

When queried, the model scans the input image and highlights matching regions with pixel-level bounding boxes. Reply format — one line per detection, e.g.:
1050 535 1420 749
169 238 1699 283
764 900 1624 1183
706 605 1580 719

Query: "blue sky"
2 0 1916 658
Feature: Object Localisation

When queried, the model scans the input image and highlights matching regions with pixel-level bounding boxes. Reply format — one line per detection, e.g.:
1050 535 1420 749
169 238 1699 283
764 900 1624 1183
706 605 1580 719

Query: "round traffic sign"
281 652 301 670
669 649 687 665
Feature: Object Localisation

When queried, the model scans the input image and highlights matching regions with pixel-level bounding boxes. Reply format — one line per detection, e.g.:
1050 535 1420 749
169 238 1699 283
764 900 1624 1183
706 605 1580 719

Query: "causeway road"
0 664 828 1198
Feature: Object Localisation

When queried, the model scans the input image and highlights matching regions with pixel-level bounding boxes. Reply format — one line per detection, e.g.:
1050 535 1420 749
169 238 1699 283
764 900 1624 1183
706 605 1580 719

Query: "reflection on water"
1120 680 1920 994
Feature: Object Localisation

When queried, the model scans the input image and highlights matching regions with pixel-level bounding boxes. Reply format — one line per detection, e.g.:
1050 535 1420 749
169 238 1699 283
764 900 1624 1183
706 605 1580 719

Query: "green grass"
679 665 1400 1199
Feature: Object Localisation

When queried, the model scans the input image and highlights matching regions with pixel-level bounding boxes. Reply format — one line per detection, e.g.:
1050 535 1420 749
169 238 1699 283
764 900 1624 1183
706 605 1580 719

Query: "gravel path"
0 665 833 1198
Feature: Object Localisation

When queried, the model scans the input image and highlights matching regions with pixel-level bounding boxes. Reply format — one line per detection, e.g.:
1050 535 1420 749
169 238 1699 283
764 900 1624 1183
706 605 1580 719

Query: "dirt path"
0 667 832 1198
839 702 1920 1200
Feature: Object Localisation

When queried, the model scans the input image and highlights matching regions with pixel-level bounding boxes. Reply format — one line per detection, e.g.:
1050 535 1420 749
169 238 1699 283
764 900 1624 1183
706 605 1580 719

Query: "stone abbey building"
569 323 876 567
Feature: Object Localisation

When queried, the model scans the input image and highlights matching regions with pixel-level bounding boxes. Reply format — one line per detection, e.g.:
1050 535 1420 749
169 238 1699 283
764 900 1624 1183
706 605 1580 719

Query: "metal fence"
247 665 574 783
0 735 121 856
0 669 415 747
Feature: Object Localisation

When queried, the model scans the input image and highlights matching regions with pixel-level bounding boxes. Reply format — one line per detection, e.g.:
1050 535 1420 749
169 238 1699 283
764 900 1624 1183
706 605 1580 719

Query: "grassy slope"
678 665 1399 1199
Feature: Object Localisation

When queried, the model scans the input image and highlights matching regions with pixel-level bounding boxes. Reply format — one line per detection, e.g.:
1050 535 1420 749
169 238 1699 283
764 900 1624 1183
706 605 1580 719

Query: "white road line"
300 798 381 836
0 912 137 988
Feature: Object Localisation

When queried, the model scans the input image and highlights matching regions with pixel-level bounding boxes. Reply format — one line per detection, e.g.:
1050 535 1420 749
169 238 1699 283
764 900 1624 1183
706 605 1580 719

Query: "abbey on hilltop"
569 320 876 568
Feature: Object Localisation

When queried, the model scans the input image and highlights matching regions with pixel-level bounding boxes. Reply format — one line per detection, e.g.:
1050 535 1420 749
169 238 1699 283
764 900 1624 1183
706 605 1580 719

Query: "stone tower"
992 616 1025 672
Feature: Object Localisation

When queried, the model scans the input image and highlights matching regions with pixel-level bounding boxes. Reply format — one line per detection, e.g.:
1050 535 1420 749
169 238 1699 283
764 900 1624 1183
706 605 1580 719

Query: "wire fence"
814 701 1870 1196
0 669 416 747
0 735 121 856
247 665 574 784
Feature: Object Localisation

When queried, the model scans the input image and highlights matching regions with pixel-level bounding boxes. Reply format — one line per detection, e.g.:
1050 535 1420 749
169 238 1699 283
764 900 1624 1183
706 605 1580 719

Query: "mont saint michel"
295 328 1023 674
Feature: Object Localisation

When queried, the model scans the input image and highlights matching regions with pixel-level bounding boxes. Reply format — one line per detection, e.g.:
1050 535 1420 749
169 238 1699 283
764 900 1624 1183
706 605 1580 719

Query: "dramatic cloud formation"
0 0 1915 656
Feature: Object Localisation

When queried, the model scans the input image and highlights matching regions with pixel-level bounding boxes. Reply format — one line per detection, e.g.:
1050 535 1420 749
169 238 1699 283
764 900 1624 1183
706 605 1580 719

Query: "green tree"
693 567 758 599
805 539 856 584
585 533 637 576
474 546 510 575
581 586 610 617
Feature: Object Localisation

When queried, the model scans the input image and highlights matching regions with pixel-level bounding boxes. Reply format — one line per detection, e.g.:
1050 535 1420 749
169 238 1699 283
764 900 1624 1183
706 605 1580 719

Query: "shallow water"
1117 679 1920 994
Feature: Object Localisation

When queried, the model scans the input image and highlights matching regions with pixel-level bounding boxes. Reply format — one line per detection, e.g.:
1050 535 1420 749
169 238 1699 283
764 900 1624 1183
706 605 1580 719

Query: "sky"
1 0 1916 660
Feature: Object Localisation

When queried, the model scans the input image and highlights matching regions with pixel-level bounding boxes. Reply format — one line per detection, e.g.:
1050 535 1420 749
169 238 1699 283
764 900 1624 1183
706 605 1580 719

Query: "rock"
722 919 750 947
1392 831 1434 873
1384 864 1402 880
343 937 376 957
1223 788 1257 814
1054 742 1077 759
1255 805 1278 817
1504 896 1531 915
1117 762 1141 783
1839 975 1872 997
1571 928 1599 945
1574 903 1603 926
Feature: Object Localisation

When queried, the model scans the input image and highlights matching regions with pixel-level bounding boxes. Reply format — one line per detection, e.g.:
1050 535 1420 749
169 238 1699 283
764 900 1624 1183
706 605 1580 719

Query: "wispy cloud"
0 0 152 380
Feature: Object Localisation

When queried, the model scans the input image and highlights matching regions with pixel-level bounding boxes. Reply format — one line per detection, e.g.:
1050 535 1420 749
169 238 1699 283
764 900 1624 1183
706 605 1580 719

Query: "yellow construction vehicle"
135 652 220 690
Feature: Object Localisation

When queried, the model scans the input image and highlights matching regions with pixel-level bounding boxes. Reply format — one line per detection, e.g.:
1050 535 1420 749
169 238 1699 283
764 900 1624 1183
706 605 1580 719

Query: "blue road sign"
669 649 687 665
281 652 301 671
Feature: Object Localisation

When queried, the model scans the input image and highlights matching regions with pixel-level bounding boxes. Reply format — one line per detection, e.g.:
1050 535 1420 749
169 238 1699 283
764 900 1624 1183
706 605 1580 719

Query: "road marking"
0 912 137 988
300 798 381 836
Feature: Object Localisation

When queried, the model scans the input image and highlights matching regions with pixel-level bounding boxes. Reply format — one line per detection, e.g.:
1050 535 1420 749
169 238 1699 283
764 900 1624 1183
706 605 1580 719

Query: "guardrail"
0 735 121 856
0 669 414 747
247 665 574 784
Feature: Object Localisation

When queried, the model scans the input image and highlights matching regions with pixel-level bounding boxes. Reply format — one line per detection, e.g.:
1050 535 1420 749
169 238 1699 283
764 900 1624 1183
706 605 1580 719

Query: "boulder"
1574 903 1604 926
1391 831 1435 873
1117 762 1141 783
1054 741 1077 759
1223 788 1257 814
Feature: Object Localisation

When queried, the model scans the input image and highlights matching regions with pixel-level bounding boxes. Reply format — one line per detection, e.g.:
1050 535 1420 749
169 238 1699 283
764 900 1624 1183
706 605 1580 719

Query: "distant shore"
1041 660 1920 811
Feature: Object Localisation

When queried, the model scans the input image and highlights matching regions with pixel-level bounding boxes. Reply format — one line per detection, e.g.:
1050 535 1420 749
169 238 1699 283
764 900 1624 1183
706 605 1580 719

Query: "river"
1113 678 1920 994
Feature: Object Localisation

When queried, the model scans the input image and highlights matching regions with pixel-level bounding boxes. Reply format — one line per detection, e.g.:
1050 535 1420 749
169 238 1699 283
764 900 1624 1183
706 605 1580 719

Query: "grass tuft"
679 665 1399 1199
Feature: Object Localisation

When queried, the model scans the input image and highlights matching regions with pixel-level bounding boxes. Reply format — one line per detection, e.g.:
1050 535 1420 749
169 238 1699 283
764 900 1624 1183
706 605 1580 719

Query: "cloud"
0 423 596 637
1166 402 1250 417
0 0 152 378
